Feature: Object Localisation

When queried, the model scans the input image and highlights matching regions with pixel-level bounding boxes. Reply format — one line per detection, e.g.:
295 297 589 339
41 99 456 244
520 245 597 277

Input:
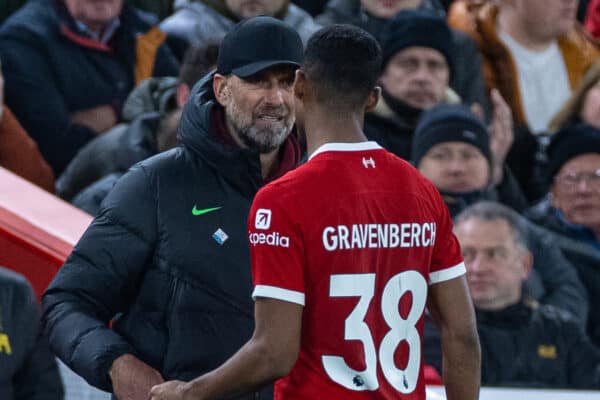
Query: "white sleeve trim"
429 262 466 285
252 285 305 306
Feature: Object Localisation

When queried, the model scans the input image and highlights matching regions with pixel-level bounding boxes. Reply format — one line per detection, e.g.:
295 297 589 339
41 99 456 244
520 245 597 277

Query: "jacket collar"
55 0 137 52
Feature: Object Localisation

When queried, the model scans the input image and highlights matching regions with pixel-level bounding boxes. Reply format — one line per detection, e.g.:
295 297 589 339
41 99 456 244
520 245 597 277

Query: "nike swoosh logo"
192 206 222 216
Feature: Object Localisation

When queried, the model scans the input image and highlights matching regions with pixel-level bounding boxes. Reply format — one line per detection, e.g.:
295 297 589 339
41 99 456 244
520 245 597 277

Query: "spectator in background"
532 60 600 198
42 17 303 400
449 0 597 133
364 9 459 160
526 124 600 346
0 0 179 176
367 11 515 190
55 44 219 214
413 103 525 215
0 266 64 400
448 0 599 201
0 0 176 23
425 201 600 389
161 0 320 60
413 104 588 326
317 0 489 110
550 60 600 132
0 62 54 192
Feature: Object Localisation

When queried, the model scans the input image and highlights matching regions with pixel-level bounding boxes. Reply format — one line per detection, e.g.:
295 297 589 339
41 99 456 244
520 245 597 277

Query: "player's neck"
304 108 368 156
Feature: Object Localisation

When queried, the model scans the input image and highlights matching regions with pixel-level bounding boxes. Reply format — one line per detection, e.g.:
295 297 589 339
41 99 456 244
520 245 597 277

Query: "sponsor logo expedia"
248 231 290 248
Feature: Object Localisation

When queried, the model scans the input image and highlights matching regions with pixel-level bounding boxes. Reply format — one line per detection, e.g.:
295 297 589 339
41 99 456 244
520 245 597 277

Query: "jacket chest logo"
0 333 12 355
537 344 557 359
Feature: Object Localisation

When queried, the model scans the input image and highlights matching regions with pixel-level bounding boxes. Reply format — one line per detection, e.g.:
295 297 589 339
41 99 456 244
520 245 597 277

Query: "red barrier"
0 167 92 298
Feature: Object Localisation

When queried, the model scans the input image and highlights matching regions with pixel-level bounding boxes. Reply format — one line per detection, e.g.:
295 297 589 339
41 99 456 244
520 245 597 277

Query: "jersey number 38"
322 271 427 394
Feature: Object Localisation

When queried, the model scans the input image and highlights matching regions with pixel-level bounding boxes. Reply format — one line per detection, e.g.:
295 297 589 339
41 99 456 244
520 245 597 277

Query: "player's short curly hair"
303 24 382 110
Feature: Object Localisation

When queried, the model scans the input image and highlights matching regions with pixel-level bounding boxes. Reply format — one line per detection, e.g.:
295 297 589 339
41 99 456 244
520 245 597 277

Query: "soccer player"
150 25 481 400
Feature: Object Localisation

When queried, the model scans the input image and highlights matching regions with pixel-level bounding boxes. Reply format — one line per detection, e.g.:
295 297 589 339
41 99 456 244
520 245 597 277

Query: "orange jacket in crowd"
0 106 54 192
448 0 600 127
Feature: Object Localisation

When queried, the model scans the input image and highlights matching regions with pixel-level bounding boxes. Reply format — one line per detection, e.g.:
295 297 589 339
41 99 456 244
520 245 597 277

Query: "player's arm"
150 297 303 400
427 275 481 400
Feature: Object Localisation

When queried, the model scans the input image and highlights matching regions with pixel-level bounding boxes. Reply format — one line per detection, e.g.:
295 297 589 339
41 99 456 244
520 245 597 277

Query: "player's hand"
488 88 513 184
109 353 164 400
150 380 192 400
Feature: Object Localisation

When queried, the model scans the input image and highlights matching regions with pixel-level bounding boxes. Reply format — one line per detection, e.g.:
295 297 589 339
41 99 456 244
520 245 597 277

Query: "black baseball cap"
217 16 304 78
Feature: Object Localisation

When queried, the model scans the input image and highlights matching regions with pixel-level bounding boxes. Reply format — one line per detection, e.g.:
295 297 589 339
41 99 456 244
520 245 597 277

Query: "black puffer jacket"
425 300 600 389
42 74 300 397
0 267 63 400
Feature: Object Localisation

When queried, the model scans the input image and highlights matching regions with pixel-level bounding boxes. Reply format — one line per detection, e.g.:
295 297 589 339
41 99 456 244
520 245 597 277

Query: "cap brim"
232 60 300 78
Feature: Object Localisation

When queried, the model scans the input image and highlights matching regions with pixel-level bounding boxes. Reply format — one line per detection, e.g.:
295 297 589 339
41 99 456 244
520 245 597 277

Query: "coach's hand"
150 380 190 400
109 353 164 400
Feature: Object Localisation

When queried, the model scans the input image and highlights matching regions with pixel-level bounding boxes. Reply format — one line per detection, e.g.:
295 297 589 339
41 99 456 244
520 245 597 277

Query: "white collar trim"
308 141 382 160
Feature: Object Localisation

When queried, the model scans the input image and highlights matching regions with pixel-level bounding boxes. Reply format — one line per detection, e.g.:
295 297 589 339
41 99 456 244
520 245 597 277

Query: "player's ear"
293 69 306 101
365 86 381 113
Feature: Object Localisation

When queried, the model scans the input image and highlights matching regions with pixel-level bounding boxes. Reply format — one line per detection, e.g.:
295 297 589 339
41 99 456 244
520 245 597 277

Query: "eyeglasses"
554 169 600 192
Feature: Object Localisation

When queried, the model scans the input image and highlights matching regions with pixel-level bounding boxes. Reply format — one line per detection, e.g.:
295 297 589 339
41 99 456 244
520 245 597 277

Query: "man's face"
418 142 490 193
455 218 529 310
551 153 600 229
225 0 286 19
218 65 296 153
380 47 449 110
515 0 577 41
64 0 123 27
361 0 421 18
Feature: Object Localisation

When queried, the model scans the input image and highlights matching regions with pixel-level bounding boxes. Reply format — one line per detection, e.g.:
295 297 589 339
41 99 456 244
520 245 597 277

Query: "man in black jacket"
0 267 64 400
426 201 600 389
0 0 179 175
42 16 303 400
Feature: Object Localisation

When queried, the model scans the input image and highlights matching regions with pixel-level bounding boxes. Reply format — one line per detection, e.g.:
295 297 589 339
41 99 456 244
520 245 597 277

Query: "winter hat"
546 123 600 184
380 9 455 77
412 103 490 167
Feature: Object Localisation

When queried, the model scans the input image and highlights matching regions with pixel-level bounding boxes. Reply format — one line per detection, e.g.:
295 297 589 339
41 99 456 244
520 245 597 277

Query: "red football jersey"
248 142 465 399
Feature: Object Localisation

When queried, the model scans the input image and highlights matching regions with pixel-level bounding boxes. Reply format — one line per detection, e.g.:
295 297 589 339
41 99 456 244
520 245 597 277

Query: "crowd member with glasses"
412 104 588 326
526 123 600 346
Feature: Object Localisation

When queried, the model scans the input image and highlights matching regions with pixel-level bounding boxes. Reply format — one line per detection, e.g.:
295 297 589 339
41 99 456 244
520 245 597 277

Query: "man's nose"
447 158 466 173
468 254 487 273
569 175 593 194
412 64 434 82
263 86 285 106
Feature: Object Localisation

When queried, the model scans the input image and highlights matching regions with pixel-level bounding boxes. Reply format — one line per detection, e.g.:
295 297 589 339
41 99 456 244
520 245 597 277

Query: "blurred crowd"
2 0 600 398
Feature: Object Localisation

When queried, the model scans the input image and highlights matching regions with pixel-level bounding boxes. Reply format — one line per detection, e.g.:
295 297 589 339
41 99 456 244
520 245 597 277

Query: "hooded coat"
42 74 301 398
